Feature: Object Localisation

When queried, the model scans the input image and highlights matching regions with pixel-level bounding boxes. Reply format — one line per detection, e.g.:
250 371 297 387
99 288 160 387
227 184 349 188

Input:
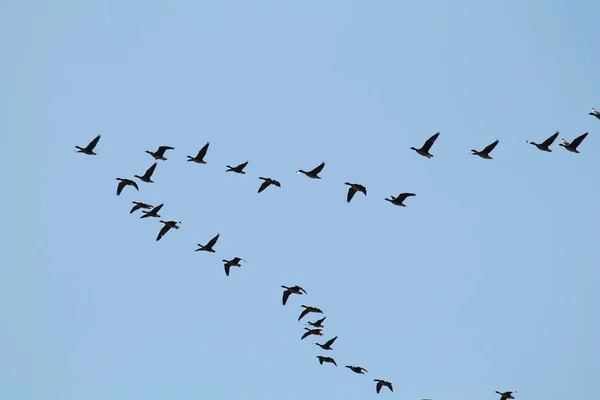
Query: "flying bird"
374 379 393 394
301 328 324 340
156 220 181 241
526 131 559 152
75 134 101 155
410 131 440 158
130 201 153 214
306 317 326 328
345 182 367 203
298 305 323 321
222 257 246 276
281 285 307 305
226 161 248 174
116 178 139 195
141 203 163 219
559 132 588 153
495 391 517 400
258 177 281 193
316 356 337 366
134 162 157 183
187 142 210 164
385 192 415 207
314 336 337 351
195 233 220 253
297 162 325 179
589 108 600 120
146 146 174 160
346 365 368 374
471 139 499 159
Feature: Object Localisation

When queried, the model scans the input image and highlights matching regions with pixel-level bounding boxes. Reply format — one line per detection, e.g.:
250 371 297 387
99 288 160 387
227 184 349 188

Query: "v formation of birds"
75 111 596 396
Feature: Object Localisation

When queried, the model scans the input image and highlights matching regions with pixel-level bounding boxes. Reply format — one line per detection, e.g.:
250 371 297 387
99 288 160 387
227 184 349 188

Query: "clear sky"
1 1 599 399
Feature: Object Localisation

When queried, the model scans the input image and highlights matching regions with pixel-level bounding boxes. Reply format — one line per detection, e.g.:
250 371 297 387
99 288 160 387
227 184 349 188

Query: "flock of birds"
73 108 598 396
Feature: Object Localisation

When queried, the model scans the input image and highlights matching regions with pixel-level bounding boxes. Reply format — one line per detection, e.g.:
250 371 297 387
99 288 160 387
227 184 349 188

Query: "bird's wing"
299 286 307 294
301 330 311 340
130 203 142 213
389 383 393 392
357 184 367 195
347 187 356 203
198 142 210 159
145 163 157 178
272 180 281 187
153 204 164 213
298 308 310 321
117 180 126 195
131 181 139 191
310 162 325 175
282 290 291 306
423 131 440 151
376 381 382 393
571 132 588 148
483 139 499 154
238 161 248 169
156 224 170 241
332 359 337 366
398 193 416 202
224 264 231 276
87 135 101 150
542 131 559 147
325 336 337 347
258 180 270 193
315 317 325 325
207 233 220 248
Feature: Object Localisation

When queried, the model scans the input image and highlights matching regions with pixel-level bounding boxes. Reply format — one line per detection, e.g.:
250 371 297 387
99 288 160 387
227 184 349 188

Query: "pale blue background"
1 1 598 399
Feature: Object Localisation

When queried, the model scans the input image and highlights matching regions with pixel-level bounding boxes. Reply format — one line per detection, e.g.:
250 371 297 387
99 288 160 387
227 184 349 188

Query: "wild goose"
75 134 101 155
345 182 367 203
589 108 600 120
559 132 588 153
222 257 246 276
471 139 499 159
146 146 174 160
298 305 324 321
346 365 368 374
156 220 181 241
258 177 281 193
134 162 157 183
297 161 325 179
374 379 393 394
226 161 248 174
385 192 415 207
306 316 326 328
116 178 139 195
187 142 209 164
281 285 307 305
141 203 164 219
495 391 517 400
301 328 324 340
130 201 153 214
410 131 440 158
316 356 337 366
195 233 220 253
314 336 337 351
527 131 559 152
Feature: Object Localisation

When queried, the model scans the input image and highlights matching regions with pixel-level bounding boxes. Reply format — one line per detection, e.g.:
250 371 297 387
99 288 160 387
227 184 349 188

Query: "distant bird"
527 131 559 152
385 192 415 207
315 336 337 351
281 285 307 305
559 132 588 153
195 233 220 253
345 182 367 203
187 142 209 164
116 178 139 195
495 391 517 400
156 220 180 241
589 108 600 120
134 162 157 183
307 317 326 328
298 305 324 321
301 328 324 340
346 365 368 374
316 356 337 366
222 257 246 276
374 379 393 394
75 134 101 155
297 162 325 179
471 139 499 159
146 146 174 160
258 177 281 193
411 131 440 158
130 201 153 214
226 161 248 174
141 203 163 219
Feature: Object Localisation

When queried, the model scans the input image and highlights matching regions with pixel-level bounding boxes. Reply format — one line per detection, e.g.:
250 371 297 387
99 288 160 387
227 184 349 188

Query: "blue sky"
1 1 599 399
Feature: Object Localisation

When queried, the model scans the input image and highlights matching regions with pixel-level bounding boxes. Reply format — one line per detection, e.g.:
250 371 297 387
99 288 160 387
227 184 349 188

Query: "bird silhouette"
297 162 325 179
187 142 210 163
116 178 139 195
410 131 440 158
75 135 101 155
471 139 499 159
146 146 174 160
195 233 220 253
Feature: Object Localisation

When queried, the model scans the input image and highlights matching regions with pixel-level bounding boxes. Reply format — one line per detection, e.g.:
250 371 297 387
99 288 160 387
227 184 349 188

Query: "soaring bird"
281 285 307 305
471 139 499 159
134 163 157 183
589 108 600 120
156 220 181 241
141 203 163 219
130 201 153 214
559 132 588 153
316 356 337 366
301 328 324 340
187 142 210 164
75 134 101 155
298 305 323 321
297 162 325 179
495 391 517 400
346 365 368 374
410 131 440 158
226 161 248 174
258 177 281 193
116 178 139 195
195 233 220 253
306 317 326 328
527 131 559 152
315 336 337 351
146 146 174 160
374 379 393 394
222 257 246 276
345 182 367 203
385 192 415 207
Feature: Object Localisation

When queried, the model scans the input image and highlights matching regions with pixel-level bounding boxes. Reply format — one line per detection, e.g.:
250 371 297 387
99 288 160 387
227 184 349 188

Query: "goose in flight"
258 177 281 193
75 134 101 155
146 146 174 160
156 220 181 241
589 108 600 120
526 131 559 152
281 285 307 305
301 328 324 340
298 305 323 321
559 132 588 153
385 192 415 207
116 178 139 195
314 336 337 351
130 201 153 214
195 233 220 253
141 203 163 219
222 257 246 276
495 391 517 400
187 142 210 164
410 131 440 158
134 163 157 183
306 316 326 328
374 379 393 394
316 356 337 366
346 365 368 374
297 162 325 179
345 182 367 203
226 161 248 174
471 139 499 159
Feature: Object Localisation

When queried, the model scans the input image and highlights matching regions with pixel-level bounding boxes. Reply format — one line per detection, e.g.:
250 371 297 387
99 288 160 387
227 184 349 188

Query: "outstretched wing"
258 180 270 193
156 146 174 157
206 233 220 248
310 162 325 175
86 135 101 150
376 381 383 393
272 180 281 187
347 187 357 203
197 142 210 159
237 161 248 170
324 336 337 347
117 180 126 195
422 131 440 151
298 308 310 321
145 162 157 178
571 132 588 148
224 264 231 276
542 131 559 147
397 193 416 202
156 224 170 241
282 290 291 306
483 139 499 154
